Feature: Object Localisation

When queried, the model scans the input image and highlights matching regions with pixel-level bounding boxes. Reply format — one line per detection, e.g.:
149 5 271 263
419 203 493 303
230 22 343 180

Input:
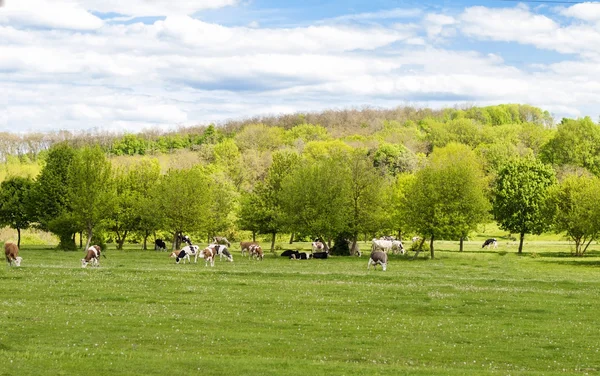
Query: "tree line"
1 104 600 258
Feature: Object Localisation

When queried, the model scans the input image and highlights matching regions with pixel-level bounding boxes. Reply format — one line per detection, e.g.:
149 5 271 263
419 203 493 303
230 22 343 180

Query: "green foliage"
235 123 285 152
540 117 600 176
284 123 330 145
112 134 147 156
546 175 600 256
371 142 418 175
493 157 557 253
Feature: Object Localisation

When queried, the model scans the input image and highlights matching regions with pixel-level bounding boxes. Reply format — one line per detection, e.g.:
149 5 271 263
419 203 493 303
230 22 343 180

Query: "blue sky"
2 0 600 133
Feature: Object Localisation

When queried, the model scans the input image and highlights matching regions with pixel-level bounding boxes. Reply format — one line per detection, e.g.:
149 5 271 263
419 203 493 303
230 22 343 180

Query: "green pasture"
2 241 600 375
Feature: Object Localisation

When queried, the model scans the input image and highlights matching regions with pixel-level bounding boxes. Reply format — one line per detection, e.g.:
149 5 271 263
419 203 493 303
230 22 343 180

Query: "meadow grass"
1 241 599 375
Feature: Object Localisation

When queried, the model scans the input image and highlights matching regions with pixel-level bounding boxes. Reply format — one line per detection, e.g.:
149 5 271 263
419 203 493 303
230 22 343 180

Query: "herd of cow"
4 235 500 272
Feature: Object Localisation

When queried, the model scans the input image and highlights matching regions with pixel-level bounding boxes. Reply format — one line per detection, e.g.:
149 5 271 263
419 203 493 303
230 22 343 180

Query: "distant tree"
371 143 419 175
493 158 556 254
68 146 115 251
546 175 600 256
0 176 34 247
128 159 162 250
235 123 285 152
402 143 490 258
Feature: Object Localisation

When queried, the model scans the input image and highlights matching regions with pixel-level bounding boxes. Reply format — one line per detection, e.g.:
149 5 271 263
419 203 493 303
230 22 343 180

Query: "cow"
371 239 405 255
240 241 259 257
288 251 310 260
249 244 264 261
213 236 231 247
312 251 328 259
368 251 388 271
280 250 297 257
154 239 166 251
311 241 325 253
482 238 497 249
177 233 192 246
82 245 102 268
201 247 215 267
170 245 200 264
4 242 22 267
209 244 233 262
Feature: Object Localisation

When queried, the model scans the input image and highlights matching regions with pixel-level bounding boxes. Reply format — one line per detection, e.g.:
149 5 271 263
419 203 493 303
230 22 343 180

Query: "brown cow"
82 245 102 268
201 247 215 267
240 241 259 257
4 242 22 267
249 244 264 261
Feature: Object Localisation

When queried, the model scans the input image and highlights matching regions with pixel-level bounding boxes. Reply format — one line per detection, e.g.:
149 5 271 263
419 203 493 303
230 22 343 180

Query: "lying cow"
249 244 264 261
201 247 215 267
280 250 297 257
4 242 22 267
312 251 328 259
368 250 388 271
290 251 311 260
209 244 233 262
213 236 231 247
240 241 259 257
154 238 166 251
82 245 102 268
482 238 497 249
170 245 200 264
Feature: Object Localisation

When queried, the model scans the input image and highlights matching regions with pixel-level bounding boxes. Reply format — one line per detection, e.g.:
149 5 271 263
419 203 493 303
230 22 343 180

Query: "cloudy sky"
2 0 600 134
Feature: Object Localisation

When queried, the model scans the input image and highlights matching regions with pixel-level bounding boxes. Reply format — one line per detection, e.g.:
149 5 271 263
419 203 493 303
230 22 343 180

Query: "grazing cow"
311 241 325 253
240 241 259 257
482 238 497 249
372 239 405 255
154 239 166 251
170 245 200 264
4 242 22 267
209 244 233 262
368 251 388 271
249 244 264 261
81 245 102 268
213 236 231 247
201 247 215 267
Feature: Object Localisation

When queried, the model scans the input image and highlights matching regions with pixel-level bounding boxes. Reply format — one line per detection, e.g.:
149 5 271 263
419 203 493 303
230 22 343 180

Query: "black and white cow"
154 239 166 251
482 238 497 249
170 245 200 264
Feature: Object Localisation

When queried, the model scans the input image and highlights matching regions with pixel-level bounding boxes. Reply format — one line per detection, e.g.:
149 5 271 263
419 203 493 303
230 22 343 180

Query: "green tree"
546 175 600 256
280 156 350 248
238 150 300 251
68 146 115 251
128 159 162 250
151 167 212 249
32 143 77 249
493 158 556 253
0 176 34 248
402 143 490 258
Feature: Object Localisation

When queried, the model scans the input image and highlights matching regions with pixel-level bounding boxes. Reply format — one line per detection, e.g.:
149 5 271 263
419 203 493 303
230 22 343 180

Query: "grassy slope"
1 241 599 376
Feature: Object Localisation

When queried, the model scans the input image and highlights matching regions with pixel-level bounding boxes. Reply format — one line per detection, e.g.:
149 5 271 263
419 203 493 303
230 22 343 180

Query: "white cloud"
80 0 237 16
0 0 103 30
560 3 600 22
424 13 456 39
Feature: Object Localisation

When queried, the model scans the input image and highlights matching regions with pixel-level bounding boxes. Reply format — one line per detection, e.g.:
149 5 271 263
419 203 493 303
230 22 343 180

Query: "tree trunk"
430 234 435 259
252 231 256 242
270 232 277 253
84 226 93 251
117 230 128 250
172 232 178 250
143 230 149 250
397 230 402 240
518 232 525 254
413 237 426 259
351 232 359 256
79 232 83 248
17 227 21 249
289 232 294 244
459 237 464 252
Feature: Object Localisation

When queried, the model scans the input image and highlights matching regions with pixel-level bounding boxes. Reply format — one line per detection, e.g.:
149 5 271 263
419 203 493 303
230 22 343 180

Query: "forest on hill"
1 104 599 257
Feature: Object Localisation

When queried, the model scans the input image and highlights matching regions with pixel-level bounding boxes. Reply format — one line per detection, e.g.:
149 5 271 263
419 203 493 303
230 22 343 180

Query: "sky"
2 0 600 134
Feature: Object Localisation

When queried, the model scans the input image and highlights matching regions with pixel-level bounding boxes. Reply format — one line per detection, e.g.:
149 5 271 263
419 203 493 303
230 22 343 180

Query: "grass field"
2 240 600 375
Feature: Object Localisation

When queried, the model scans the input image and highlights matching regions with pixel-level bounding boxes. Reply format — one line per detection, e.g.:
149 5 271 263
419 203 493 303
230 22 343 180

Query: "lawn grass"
1 241 600 375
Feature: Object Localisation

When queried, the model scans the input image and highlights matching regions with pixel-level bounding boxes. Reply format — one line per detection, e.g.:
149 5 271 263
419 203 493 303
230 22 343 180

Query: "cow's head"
169 251 178 258
81 259 88 268
381 262 387 271
14 257 22 267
